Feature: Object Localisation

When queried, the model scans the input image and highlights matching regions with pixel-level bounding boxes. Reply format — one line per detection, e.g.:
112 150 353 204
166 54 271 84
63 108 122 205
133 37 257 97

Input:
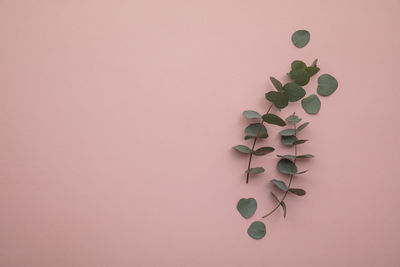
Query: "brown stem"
246 103 274 184
262 113 298 218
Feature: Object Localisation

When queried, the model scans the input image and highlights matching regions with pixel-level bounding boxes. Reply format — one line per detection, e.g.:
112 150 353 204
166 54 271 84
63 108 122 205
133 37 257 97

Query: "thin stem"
246 103 274 184
262 113 298 218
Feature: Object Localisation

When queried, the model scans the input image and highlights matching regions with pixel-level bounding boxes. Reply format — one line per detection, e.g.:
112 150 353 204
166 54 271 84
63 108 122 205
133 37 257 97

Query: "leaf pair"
237 198 266 240
301 74 338 114
266 79 306 109
288 60 320 86
271 179 306 196
232 145 274 156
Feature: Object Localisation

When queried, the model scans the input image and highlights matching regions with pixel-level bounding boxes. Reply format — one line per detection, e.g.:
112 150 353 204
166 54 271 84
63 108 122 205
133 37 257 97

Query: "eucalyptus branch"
234 29 339 240
245 103 273 183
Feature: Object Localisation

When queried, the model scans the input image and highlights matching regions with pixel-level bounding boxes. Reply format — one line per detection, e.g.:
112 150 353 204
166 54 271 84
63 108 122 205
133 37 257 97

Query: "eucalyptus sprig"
234 29 338 240
262 113 311 219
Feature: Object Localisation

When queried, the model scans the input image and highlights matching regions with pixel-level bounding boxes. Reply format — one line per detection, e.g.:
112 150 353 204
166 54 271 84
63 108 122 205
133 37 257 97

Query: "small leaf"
288 69 310 86
262 114 286 126
237 198 257 219
296 154 314 159
293 139 308 145
311 58 318 67
288 188 306 196
291 60 307 70
317 74 338 96
277 159 297 175
278 154 314 160
297 170 308 174
271 179 288 191
270 77 283 92
286 114 302 124
232 145 252 154
279 128 296 136
243 110 262 119
301 94 321 114
253 147 274 156
283 83 306 102
277 154 296 160
271 193 286 218
297 122 309 132
247 221 266 240
265 91 288 109
244 123 268 140
306 66 320 77
246 167 265 174
291 30 310 48
281 135 296 146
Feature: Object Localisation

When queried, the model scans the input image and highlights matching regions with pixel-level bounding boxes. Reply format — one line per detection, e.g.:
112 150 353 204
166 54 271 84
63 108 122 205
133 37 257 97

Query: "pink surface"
1 0 400 266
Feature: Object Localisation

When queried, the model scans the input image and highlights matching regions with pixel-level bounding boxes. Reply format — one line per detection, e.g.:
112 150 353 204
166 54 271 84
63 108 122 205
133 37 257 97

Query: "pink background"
1 0 400 266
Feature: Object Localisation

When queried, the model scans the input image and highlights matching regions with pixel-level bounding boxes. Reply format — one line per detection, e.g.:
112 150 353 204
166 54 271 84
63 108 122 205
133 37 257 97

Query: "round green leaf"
288 188 306 196
279 128 296 136
291 60 307 70
253 146 274 156
262 113 286 126
317 74 338 96
301 94 321 114
291 30 310 48
265 91 288 109
281 135 296 146
247 221 266 240
270 77 283 92
271 179 288 191
246 167 265 174
277 158 297 175
237 198 257 219
243 110 262 119
232 145 252 154
283 83 306 102
244 123 268 140
289 69 310 86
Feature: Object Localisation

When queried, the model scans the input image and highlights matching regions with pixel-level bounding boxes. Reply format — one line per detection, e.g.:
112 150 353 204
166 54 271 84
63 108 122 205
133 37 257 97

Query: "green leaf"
283 83 306 102
296 154 314 159
262 114 286 126
288 188 306 196
286 114 302 125
279 128 296 136
271 179 288 191
271 192 286 218
301 94 321 114
311 58 318 67
277 159 297 175
265 91 288 109
281 135 296 145
232 145 252 154
253 147 274 156
306 66 320 77
243 110 262 119
289 69 310 86
317 74 338 96
293 139 308 145
277 154 296 160
297 170 308 174
278 154 314 160
270 77 283 92
247 221 266 240
291 60 307 70
297 122 309 132
244 123 268 140
246 167 265 174
237 198 257 219
291 30 310 48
